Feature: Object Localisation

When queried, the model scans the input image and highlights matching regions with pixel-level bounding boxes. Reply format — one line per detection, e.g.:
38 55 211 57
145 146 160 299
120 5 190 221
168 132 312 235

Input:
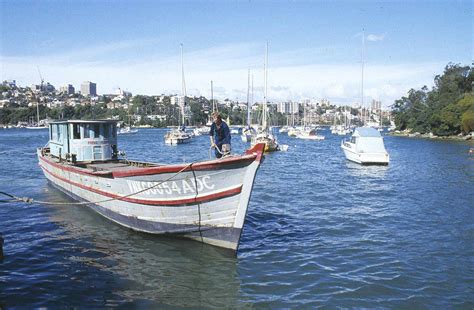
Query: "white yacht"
117 126 138 135
341 127 389 165
295 128 324 140
164 127 192 145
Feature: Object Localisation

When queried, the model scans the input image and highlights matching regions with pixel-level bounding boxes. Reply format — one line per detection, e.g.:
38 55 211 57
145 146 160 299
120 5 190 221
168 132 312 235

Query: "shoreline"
389 131 474 142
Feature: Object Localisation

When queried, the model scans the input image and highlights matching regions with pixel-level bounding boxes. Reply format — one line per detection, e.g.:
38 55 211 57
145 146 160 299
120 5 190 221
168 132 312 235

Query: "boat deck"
43 151 161 174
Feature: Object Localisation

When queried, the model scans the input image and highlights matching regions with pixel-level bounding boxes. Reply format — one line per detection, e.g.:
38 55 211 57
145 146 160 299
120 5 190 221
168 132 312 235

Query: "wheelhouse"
48 120 118 162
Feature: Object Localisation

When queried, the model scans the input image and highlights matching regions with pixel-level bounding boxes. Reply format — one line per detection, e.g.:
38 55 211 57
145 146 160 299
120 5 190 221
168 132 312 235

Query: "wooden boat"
37 120 265 251
341 127 389 165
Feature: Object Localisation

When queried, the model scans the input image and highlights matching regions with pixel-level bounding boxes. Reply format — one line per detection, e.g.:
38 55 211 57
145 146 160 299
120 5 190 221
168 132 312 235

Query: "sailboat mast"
251 74 254 125
211 80 216 112
36 97 40 125
180 43 186 126
36 66 43 125
361 29 365 126
246 69 250 127
263 42 268 129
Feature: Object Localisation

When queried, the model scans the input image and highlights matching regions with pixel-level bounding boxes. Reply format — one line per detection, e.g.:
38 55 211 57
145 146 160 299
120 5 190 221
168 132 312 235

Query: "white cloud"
366 34 386 42
0 40 443 108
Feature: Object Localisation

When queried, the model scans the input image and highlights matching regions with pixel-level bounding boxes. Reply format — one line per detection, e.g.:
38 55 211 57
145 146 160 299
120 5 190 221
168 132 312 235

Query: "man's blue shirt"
209 121 231 145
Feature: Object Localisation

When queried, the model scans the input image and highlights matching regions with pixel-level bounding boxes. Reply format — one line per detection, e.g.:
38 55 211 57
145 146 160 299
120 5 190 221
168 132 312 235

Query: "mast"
211 80 216 112
263 41 268 130
246 69 250 128
180 43 186 127
361 29 365 126
251 74 254 125
36 66 44 125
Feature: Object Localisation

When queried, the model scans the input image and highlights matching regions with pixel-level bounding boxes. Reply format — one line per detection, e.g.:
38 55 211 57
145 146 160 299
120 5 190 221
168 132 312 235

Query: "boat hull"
341 142 389 165
164 137 191 145
37 144 265 250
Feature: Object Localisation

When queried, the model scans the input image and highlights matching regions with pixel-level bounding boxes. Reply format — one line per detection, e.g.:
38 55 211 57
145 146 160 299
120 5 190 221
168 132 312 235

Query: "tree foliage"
391 64 474 135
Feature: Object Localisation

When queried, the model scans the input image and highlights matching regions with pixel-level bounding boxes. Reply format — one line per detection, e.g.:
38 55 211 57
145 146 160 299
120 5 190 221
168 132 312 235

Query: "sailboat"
341 29 389 165
295 103 324 140
164 44 192 145
117 113 138 135
241 70 256 142
27 67 48 130
250 42 279 152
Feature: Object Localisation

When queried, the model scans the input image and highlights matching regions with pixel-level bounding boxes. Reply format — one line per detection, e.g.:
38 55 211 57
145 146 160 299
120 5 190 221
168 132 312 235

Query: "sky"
0 0 472 108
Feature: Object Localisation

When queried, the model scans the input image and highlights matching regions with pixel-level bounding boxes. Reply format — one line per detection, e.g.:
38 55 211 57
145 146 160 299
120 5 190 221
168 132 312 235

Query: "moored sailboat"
164 44 192 145
250 42 280 152
241 70 256 142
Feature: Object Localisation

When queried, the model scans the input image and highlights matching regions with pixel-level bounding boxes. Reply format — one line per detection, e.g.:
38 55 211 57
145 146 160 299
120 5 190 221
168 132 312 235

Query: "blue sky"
0 0 471 107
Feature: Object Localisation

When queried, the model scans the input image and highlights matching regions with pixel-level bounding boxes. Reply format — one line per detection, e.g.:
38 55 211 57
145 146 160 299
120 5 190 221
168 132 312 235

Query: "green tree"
391 63 472 135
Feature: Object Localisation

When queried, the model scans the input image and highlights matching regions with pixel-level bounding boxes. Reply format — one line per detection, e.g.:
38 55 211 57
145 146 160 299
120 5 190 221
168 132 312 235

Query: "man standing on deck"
209 112 231 158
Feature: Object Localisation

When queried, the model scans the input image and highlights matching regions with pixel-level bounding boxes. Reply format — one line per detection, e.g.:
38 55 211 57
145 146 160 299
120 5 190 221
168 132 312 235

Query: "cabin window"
72 124 80 139
93 146 102 160
103 124 109 138
112 124 116 137
93 124 100 138
51 124 58 140
351 137 357 144
83 125 90 138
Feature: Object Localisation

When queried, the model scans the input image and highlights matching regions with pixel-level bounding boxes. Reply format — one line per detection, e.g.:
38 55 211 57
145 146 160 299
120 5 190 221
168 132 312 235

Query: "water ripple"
0 128 473 307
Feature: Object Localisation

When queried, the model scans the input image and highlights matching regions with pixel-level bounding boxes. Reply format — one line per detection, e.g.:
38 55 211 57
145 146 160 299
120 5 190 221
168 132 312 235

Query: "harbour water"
0 128 472 307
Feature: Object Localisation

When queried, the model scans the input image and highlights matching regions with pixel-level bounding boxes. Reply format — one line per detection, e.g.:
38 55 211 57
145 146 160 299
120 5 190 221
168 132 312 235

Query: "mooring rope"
0 163 194 206
189 163 203 242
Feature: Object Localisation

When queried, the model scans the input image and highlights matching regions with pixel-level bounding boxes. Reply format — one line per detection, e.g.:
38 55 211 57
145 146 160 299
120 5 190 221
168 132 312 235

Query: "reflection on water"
42 187 242 308
345 161 389 178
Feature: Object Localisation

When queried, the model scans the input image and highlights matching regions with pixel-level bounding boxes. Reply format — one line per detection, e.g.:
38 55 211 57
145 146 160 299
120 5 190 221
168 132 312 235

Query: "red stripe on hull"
40 163 243 206
38 150 260 178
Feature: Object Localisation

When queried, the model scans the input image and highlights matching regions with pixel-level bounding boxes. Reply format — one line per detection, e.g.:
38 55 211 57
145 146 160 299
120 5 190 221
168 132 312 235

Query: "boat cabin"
350 127 387 153
48 120 118 162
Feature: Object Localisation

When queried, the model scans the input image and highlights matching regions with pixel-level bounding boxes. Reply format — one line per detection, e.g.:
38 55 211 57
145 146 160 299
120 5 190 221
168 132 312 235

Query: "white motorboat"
164 128 192 145
341 127 389 165
117 126 138 135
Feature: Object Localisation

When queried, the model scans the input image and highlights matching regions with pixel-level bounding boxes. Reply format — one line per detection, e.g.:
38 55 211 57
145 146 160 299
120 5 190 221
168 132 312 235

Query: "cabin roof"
50 119 118 125
353 127 382 137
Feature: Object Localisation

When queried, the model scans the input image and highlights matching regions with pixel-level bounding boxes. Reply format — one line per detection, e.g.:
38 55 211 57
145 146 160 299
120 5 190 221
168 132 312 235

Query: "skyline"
0 1 471 108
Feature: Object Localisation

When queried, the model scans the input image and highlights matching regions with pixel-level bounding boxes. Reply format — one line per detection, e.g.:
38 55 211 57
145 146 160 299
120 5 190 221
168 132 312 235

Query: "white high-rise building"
81 81 97 96
277 101 300 114
171 95 188 108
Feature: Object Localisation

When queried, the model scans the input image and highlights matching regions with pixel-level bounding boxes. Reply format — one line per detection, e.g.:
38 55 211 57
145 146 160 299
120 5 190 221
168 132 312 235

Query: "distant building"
277 101 299 114
81 81 97 96
170 95 188 108
32 82 55 93
60 84 75 95
320 99 330 107
371 99 381 112
3 80 16 88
